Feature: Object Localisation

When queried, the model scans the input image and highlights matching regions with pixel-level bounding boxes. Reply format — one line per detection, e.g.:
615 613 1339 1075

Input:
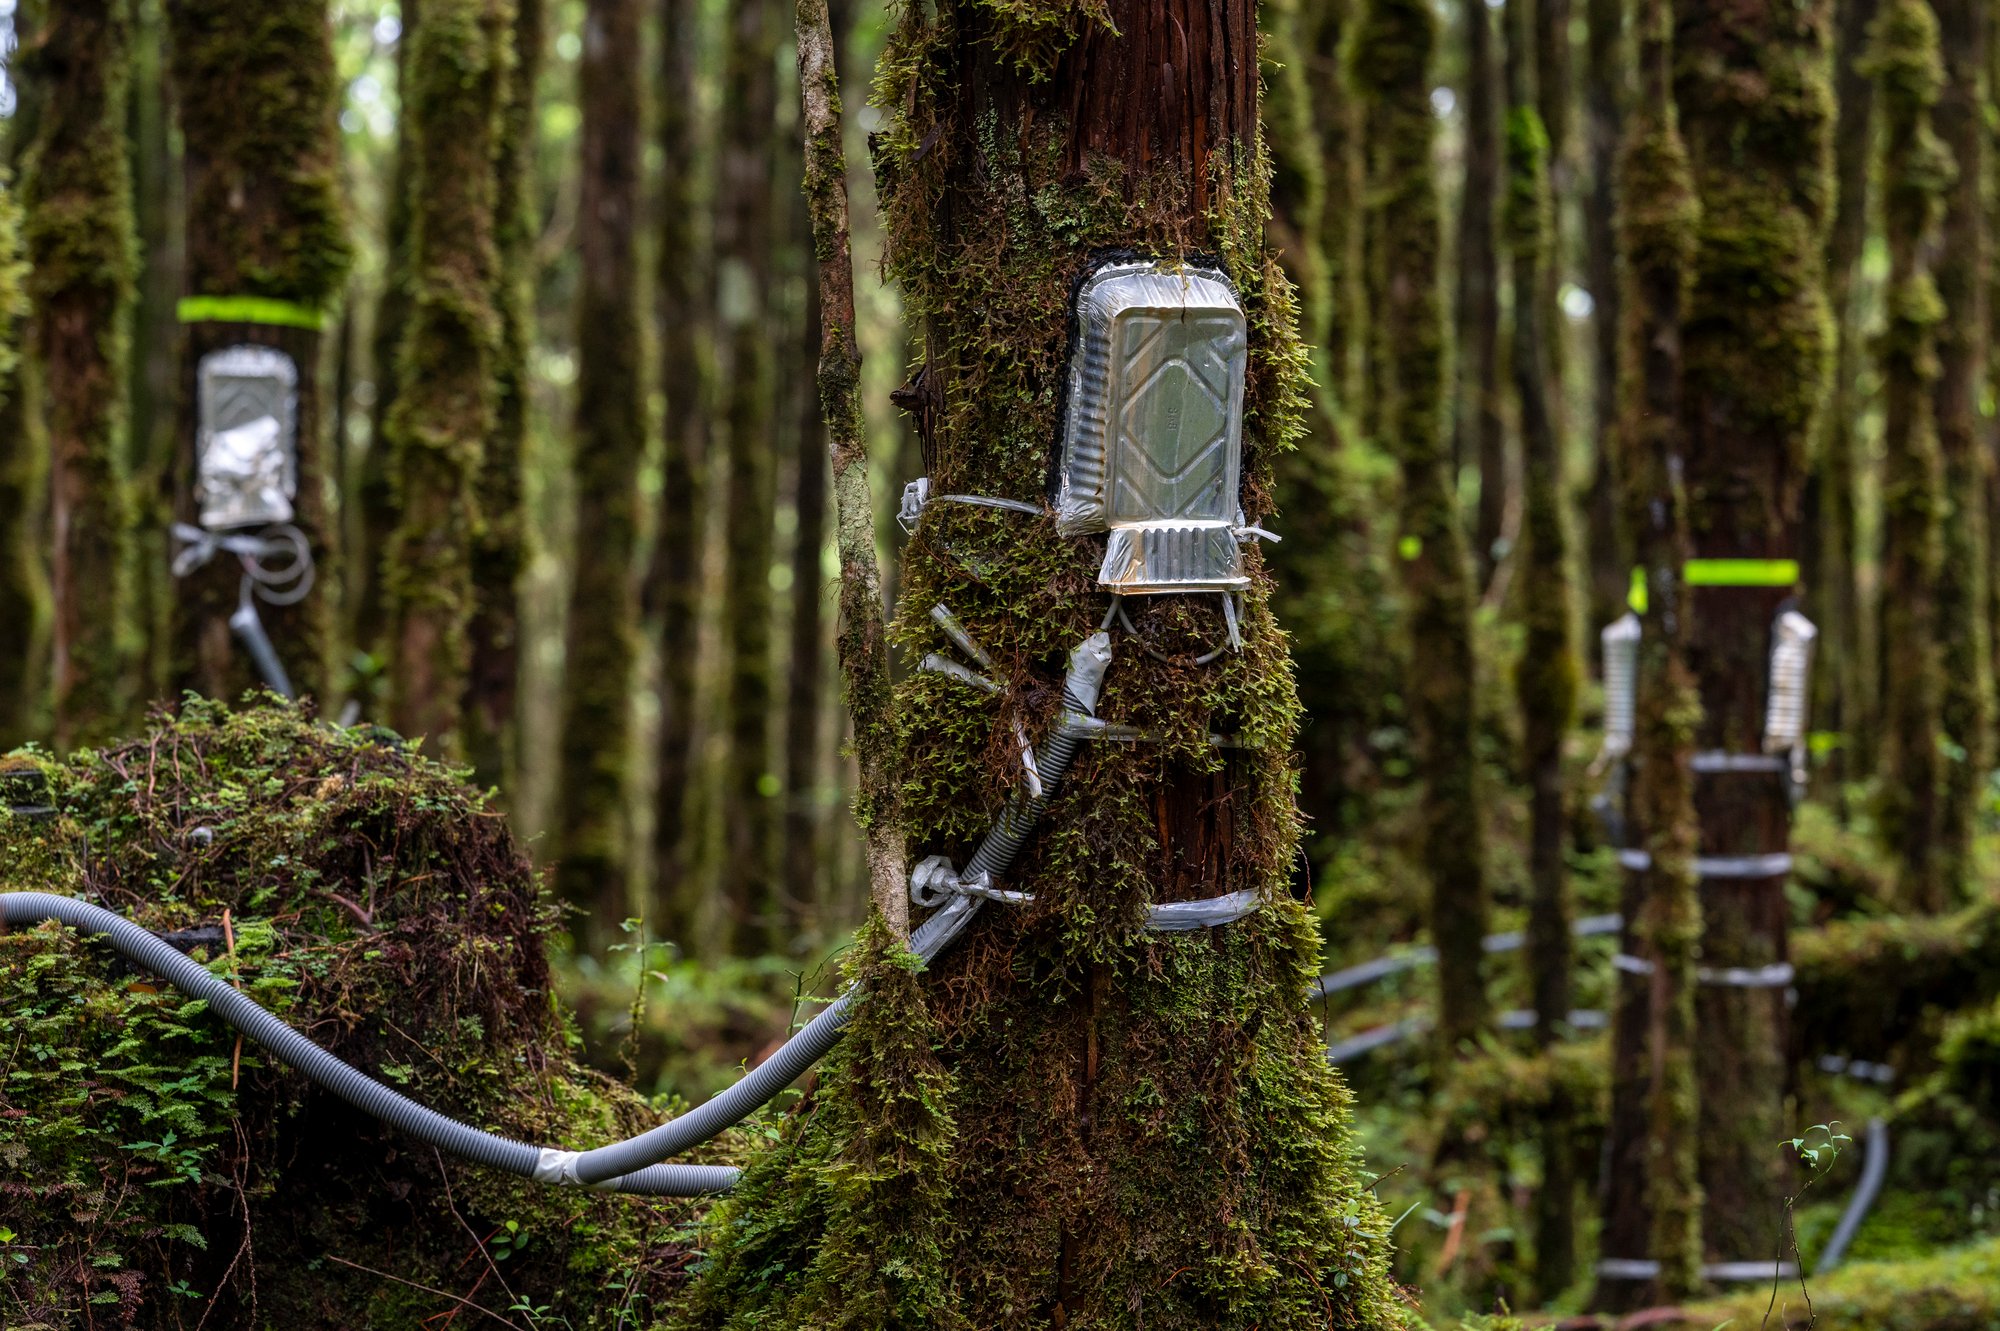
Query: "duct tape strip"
1616 848 1795 878
1691 751 1789 774
930 603 996 670
1613 954 1795 988
177 294 327 330
1596 1258 1800 1282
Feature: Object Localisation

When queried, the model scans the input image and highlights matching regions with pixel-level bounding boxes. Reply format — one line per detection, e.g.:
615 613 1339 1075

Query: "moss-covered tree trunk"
385 0 508 749
166 0 351 708
0 153 42 750
1929 0 1989 906
1675 0 1830 1267
352 0 421 669
1870 0 1948 914
1355 0 1491 1047
465 0 543 794
648 0 711 941
126 0 182 703
1305 0 1363 413
680 4 1399 1325
554 0 645 942
1594 0 1701 1305
23 0 138 752
1580 0 1626 650
1458 0 1508 588
1817 0 1880 797
783 247 831 937
717 0 783 952
1504 0 1579 1297
1532 0 1570 410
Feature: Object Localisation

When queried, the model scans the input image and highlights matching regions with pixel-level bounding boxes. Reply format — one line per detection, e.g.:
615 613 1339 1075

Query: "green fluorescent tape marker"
1683 558 1799 588
177 295 326 331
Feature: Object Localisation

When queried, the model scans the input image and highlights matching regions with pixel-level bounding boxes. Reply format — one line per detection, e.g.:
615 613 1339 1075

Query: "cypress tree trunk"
385 0 508 749
1533 0 1570 411
127 0 182 704
1595 0 1702 1305
554 0 645 941
353 0 421 667
783 235 831 937
648 0 711 940
1820 0 1881 791
680 6 1398 1324
0 172 37 749
1304 0 1363 413
1458 0 1508 587
1929 0 1989 905
1869 0 1949 914
1355 0 1491 1047
718 0 783 952
1504 0 1579 1296
1675 0 1830 1266
1580 0 1626 652
167 0 352 707
23 0 138 751
465 0 543 794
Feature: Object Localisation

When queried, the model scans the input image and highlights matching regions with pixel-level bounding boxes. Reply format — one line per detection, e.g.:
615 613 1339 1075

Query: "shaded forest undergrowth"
6 699 2000 1328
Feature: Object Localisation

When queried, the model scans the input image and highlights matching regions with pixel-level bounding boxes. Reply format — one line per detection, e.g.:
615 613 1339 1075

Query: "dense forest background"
7 0 2000 1325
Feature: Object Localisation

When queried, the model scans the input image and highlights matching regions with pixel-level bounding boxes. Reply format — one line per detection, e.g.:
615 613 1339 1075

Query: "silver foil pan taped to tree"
1057 261 1248 593
196 344 300 530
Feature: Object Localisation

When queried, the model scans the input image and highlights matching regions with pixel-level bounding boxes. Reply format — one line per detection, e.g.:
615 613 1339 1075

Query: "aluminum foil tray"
1056 261 1248 592
197 344 299 530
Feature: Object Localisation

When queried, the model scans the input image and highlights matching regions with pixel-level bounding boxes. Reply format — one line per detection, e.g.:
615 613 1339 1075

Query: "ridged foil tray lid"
1056 261 1247 592
196 344 299 530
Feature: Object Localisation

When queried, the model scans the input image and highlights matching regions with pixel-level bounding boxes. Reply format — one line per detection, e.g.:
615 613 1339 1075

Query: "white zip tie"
1015 719 1044 799
1616 848 1794 878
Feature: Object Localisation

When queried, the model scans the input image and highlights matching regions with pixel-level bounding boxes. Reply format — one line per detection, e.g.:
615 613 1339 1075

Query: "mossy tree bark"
0 135 42 749
352 0 421 668
1579 0 1627 652
1868 0 1949 914
385 0 509 750
1457 0 1508 589
465 0 544 794
554 0 645 942
1817 0 1881 794
22 0 138 752
783 242 832 936
680 5 1399 1325
1503 0 1580 1297
1929 0 1989 906
718 0 784 953
1354 0 1492 1048
1675 0 1831 1265
1304 0 1363 413
648 0 712 941
1594 0 1702 1305
166 0 352 708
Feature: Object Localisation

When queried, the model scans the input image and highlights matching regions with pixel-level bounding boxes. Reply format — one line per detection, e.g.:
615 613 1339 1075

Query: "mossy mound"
0 700 724 1329
1695 1234 2000 1330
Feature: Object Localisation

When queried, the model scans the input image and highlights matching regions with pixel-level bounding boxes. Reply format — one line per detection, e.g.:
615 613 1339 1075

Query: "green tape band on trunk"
177 295 326 330
1683 558 1799 588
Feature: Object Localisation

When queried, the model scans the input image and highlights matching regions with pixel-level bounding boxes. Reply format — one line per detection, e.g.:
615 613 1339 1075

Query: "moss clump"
0 701 728 1328
1696 1235 2000 1330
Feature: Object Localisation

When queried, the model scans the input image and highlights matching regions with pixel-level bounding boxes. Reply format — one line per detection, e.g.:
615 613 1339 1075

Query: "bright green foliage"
0 702 724 1327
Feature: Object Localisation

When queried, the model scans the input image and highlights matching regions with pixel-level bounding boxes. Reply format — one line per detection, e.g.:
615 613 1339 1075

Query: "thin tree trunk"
24 0 138 751
1534 0 1571 417
782 235 830 938
465 0 544 794
127 0 182 706
167 0 352 709
1820 0 1881 793
1458 0 1507 587
354 0 421 668
1504 0 1579 1298
1675 0 1830 1267
1594 0 1701 1306
1305 0 1363 413
681 7 1399 1323
1356 0 1491 1048
648 0 711 943
0 74 45 750
1580 0 1626 654
555 0 646 943
718 0 782 953
1871 0 1948 914
1930 0 1989 907
796 0 903 937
